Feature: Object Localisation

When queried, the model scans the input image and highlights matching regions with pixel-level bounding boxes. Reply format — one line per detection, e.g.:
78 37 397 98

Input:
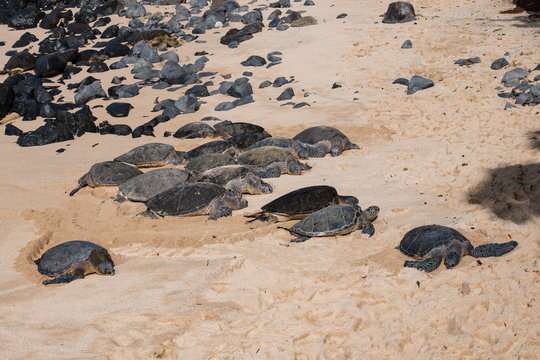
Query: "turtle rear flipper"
348 141 360 150
469 241 518 258
43 270 84 285
404 257 442 272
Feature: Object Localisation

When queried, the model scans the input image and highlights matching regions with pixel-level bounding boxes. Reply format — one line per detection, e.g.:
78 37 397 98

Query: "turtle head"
97 261 115 276
444 251 461 269
363 206 380 222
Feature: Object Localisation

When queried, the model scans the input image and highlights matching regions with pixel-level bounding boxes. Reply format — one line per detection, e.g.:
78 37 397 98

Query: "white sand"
0 0 539 358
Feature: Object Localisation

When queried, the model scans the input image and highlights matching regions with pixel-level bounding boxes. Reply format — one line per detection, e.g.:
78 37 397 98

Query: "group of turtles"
34 125 519 284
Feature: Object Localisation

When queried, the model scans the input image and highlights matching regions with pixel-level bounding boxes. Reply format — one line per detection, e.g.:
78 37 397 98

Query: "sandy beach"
0 0 539 358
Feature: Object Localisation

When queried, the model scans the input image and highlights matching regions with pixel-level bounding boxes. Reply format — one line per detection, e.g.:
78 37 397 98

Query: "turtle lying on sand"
116 168 192 202
185 153 236 174
248 136 310 159
236 146 311 178
69 161 143 196
293 126 359 157
114 143 185 167
281 204 379 243
35 241 114 285
186 140 236 159
143 182 247 220
246 185 358 222
397 225 519 272
197 165 272 195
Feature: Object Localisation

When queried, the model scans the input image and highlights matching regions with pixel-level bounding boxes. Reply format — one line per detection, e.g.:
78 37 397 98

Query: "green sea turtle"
185 153 236 173
116 168 191 202
281 204 380 243
397 225 519 272
114 143 185 167
143 182 248 220
236 146 311 178
248 136 310 159
230 131 271 149
174 122 217 139
246 185 358 222
293 126 360 157
35 241 115 285
197 165 273 195
214 121 265 138
186 140 236 159
69 161 143 196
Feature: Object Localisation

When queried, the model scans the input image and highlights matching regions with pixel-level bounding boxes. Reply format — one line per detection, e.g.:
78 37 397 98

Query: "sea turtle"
248 136 310 159
396 225 519 272
280 204 380 243
35 241 115 285
186 140 236 159
69 161 143 196
246 185 358 222
185 153 236 173
3 50 36 74
114 143 185 167
197 165 273 195
174 122 217 139
293 126 360 157
116 168 191 202
236 146 311 178
230 131 271 149
214 121 265 138
143 182 248 220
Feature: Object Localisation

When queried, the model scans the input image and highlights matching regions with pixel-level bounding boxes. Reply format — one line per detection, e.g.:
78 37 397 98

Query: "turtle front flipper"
361 221 375 237
469 241 518 258
43 270 84 285
404 257 442 272
291 235 311 243
208 206 232 220
69 175 88 196
254 167 281 179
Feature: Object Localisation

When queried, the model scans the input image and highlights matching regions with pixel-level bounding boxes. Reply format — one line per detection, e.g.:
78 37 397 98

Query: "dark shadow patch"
468 163 540 223
528 130 540 149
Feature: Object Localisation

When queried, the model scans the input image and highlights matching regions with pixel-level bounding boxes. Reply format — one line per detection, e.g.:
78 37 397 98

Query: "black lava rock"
277 87 295 100
491 58 509 70
106 102 133 117
382 1 416 24
241 55 266 67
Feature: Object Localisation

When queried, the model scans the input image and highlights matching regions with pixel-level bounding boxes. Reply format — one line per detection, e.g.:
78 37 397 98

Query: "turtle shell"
114 143 180 167
290 204 360 237
198 165 252 185
145 182 226 216
293 126 349 144
237 146 296 168
86 161 143 186
263 185 340 216
398 225 472 259
35 241 110 277
118 168 191 202
214 122 265 137
185 153 236 173
174 122 216 139
248 137 309 159
186 140 235 159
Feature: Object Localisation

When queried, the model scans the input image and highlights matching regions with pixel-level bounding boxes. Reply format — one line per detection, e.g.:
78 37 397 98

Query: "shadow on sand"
468 163 540 224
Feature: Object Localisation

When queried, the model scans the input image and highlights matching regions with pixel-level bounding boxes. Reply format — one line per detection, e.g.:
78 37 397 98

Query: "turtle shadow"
468 163 540 224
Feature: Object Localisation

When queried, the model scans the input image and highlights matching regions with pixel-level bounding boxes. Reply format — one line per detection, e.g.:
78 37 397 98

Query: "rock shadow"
528 130 540 150
468 163 540 223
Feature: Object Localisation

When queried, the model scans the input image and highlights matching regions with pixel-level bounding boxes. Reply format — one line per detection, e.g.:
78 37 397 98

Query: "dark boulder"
5 123 23 136
0 83 15 120
34 48 78 77
8 5 43 29
12 31 38 47
4 50 36 73
16 118 74 147
220 21 263 45
382 1 416 24
98 121 132 135
106 102 133 117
